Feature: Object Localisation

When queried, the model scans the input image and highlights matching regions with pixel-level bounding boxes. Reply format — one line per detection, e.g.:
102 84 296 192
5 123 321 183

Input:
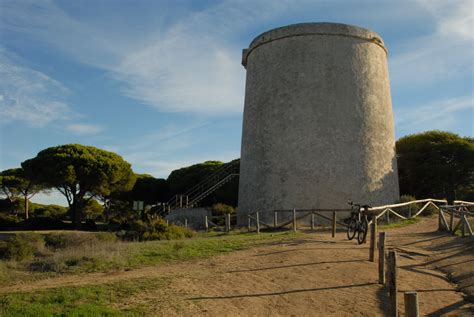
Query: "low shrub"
211 203 235 216
31 204 68 218
24 217 69 230
119 218 194 241
166 224 194 239
0 240 7 258
0 213 22 230
94 232 117 243
83 219 97 231
396 195 421 218
45 233 91 250
44 232 117 251
30 240 124 273
3 234 45 261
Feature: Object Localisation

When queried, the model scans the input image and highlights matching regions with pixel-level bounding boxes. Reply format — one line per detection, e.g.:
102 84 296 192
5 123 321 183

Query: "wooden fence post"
293 209 297 232
184 218 188 228
449 210 454 233
388 250 398 317
256 212 260 234
408 205 412 218
166 219 169 227
205 216 209 232
404 292 419 317
461 209 466 237
386 209 390 224
274 211 278 228
332 211 336 238
311 212 315 231
179 195 183 208
438 208 449 231
225 214 230 233
378 232 386 284
369 219 377 262
438 209 442 231
247 215 251 232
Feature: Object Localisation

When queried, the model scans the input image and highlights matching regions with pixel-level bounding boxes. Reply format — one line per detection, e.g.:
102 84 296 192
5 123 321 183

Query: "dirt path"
2 217 473 316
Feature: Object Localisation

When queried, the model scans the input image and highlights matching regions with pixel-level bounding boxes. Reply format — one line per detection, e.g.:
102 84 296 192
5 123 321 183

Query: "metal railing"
166 160 239 210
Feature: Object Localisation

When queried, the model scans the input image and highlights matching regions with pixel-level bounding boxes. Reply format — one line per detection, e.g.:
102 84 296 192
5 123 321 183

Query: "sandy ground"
1 217 473 316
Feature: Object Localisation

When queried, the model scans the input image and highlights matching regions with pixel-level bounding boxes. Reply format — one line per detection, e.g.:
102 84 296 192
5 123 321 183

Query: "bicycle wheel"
347 218 357 240
357 218 368 244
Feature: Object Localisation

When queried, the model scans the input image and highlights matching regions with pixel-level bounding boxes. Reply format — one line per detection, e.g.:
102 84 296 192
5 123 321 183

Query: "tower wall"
238 23 399 223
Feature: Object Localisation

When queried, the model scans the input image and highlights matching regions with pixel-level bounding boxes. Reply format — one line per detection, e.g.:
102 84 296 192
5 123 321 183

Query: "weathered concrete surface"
238 23 399 223
166 208 211 230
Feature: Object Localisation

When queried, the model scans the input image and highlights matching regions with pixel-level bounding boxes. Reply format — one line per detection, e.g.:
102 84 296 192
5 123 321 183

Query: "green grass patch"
0 230 300 286
379 217 420 229
127 231 299 267
0 231 299 315
0 277 165 316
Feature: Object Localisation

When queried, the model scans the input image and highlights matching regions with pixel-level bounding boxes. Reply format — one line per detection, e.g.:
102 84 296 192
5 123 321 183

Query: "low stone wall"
165 208 212 230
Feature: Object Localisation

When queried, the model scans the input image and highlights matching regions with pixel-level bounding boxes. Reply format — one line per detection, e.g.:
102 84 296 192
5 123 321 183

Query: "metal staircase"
166 160 239 210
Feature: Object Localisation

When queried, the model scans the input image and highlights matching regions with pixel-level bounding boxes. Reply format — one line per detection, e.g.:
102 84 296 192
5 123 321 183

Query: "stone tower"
238 23 399 222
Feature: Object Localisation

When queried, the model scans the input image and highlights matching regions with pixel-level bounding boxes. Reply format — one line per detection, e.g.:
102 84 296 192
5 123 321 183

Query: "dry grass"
31 239 129 273
0 230 300 286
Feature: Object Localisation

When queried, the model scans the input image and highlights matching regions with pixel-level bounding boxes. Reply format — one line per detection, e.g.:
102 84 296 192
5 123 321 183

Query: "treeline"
0 130 472 230
0 144 238 229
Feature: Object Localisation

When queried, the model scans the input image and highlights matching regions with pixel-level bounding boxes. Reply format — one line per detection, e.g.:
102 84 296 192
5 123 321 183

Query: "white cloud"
111 121 209 176
136 152 239 179
1 0 291 115
102 119 239 178
419 0 473 40
110 1 290 115
390 0 473 86
65 124 105 135
0 0 125 69
395 96 474 135
0 49 73 127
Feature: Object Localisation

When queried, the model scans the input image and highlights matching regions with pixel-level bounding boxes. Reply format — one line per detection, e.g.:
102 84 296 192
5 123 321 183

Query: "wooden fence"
438 203 473 237
244 208 349 235
241 199 472 234
189 199 473 237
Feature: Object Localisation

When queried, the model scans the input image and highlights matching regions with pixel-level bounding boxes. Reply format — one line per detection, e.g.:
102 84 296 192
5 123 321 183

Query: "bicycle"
346 201 371 244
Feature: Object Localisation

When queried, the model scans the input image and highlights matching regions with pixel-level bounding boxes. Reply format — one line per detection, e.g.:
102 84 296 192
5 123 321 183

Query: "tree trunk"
24 195 29 220
103 200 110 222
71 202 82 230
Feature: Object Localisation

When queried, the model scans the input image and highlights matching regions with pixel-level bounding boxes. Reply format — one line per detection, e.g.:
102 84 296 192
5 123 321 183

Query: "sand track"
2 217 473 316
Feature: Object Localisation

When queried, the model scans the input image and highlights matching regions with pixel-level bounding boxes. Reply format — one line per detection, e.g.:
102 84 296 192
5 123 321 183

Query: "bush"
25 217 69 230
30 204 68 218
0 213 22 230
44 232 117 251
396 195 421 218
0 241 6 259
44 233 93 250
164 224 194 239
119 218 194 241
4 234 45 261
211 203 235 216
0 214 69 231
83 219 97 231
94 232 117 243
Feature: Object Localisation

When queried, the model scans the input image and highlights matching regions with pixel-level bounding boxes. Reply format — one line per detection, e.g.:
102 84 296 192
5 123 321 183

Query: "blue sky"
0 0 473 205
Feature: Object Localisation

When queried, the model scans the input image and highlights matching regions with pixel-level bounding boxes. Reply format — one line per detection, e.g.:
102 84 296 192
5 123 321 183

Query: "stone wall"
165 208 211 230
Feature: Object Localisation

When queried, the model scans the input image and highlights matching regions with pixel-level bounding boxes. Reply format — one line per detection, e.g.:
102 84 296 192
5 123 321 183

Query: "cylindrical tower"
238 23 399 222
